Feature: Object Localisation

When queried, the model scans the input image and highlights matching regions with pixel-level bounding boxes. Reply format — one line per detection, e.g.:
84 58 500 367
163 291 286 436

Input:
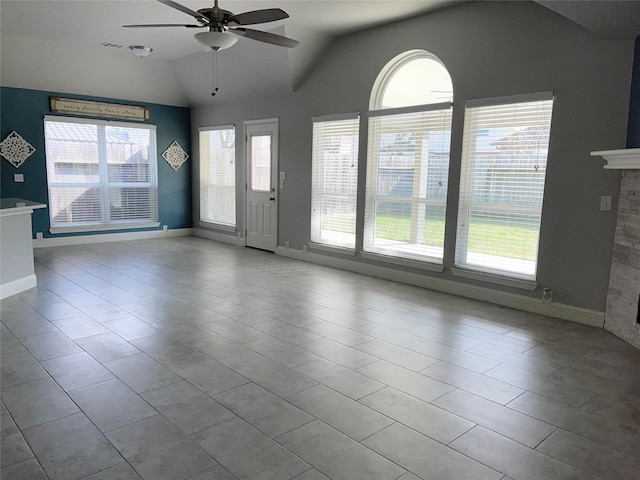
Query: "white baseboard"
1 274 37 300
276 246 605 328
193 228 245 246
32 228 193 248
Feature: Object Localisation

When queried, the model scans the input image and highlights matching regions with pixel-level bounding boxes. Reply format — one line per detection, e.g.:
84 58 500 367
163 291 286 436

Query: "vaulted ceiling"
2 1 639 107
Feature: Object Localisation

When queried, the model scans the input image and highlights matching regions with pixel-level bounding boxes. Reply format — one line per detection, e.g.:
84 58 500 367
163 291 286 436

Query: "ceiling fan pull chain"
211 49 220 96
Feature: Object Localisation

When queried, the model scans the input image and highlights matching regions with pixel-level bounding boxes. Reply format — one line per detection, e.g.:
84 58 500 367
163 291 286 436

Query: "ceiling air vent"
100 42 124 48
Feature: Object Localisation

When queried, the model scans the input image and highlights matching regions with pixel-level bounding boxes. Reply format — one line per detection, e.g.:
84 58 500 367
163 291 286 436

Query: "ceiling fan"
123 0 299 51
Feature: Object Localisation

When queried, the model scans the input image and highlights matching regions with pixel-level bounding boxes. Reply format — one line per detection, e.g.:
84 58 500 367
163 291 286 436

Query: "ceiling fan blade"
157 0 209 24
229 27 299 48
123 23 203 28
228 8 289 26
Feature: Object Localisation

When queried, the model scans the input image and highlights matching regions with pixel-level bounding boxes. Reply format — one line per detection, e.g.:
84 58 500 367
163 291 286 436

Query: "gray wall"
191 1 633 312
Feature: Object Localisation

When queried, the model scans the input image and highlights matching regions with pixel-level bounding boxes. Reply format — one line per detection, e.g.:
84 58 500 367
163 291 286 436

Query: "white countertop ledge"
591 148 640 169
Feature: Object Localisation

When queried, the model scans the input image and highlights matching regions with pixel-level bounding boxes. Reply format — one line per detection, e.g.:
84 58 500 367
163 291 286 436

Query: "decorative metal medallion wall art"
0 131 36 168
162 141 189 171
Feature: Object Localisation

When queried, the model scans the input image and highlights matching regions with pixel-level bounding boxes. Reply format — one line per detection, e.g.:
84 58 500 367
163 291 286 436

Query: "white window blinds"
44 116 158 232
364 105 452 263
199 126 236 227
455 93 554 279
311 114 359 249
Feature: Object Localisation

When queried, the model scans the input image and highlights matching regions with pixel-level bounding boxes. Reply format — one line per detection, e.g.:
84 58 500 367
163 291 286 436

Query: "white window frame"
310 113 360 251
44 115 159 234
364 50 453 266
454 92 554 283
199 125 236 229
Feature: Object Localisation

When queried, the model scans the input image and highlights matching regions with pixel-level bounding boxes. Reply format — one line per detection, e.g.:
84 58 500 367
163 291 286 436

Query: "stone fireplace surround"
592 148 640 349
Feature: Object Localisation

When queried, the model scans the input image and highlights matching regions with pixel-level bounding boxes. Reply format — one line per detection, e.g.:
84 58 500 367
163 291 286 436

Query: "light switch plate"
14 173 24 183
279 171 286 181
600 195 612 211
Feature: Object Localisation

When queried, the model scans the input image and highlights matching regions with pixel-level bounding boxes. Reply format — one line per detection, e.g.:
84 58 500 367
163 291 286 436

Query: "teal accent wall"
0 87 192 238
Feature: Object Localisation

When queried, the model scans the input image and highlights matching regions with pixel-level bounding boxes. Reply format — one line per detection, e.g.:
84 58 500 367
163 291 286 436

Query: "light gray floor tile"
75 332 141 363
549 366 621 396
20 330 82 361
204 318 267 344
300 338 378 369
104 353 182 393
244 336 322 367
357 360 453 402
364 422 502 480
69 379 157 432
1 458 48 479
188 334 264 369
141 381 235 435
1 407 33 468
168 355 250 396
1 377 80 429
432 388 556 447
485 363 595 408
83 463 143 480
450 425 598 480
254 320 322 345
34 302 84 321
41 352 115 391
277 420 406 480
403 323 483 350
1 350 49 388
185 464 237 480
292 469 331 480
350 322 425 348
524 345 623 379
422 361 525 405
294 358 384 400
1 313 58 338
194 417 309 480
286 384 394 441
0 326 26 354
23 412 123 480
215 383 313 437
468 342 560 376
304 322 373 347
360 387 474 444
537 428 640 480
354 339 439 371
231 356 317 397
107 415 216 480
411 339 499 373
131 334 202 365
507 391 637 451
51 315 110 339
102 317 160 341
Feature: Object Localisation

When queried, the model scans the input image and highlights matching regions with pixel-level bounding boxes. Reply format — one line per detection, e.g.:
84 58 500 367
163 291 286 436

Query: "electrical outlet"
285 241 290 249
14 174 24 183
162 225 168 231
542 288 553 303
36 232 43 240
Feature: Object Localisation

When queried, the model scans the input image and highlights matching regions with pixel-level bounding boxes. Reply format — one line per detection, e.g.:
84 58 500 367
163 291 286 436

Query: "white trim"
44 114 157 130
50 222 160 234
198 221 235 232
361 251 445 273
451 267 538 291
307 242 357 256
312 112 359 123
193 228 245 246
276 246 604 328
591 148 640 169
466 91 554 109
1 274 37 300
33 228 192 248
199 124 235 132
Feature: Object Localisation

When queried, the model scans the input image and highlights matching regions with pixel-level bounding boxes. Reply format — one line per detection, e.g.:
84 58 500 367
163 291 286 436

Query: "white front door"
245 119 278 252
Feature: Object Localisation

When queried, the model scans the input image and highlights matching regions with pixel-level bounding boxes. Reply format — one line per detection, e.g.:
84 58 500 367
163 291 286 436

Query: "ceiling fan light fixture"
129 45 153 58
194 31 238 51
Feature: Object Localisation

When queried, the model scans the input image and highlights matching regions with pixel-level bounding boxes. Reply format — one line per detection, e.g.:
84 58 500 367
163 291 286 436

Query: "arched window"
364 50 453 265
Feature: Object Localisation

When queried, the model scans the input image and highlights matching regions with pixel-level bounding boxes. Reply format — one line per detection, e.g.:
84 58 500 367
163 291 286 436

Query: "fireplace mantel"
591 148 640 169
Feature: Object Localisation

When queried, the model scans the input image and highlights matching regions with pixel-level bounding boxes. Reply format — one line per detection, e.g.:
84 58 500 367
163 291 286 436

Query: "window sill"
361 251 444 273
451 267 538 291
199 221 236 233
308 242 356 256
50 221 160 235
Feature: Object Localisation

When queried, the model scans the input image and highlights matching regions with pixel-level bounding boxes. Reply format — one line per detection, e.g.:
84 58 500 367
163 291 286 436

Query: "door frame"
244 118 279 251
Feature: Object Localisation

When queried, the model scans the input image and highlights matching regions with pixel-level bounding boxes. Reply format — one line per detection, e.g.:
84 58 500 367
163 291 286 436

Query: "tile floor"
1 237 640 480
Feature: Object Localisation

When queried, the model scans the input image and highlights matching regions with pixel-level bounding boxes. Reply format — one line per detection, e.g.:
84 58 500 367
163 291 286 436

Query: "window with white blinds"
199 126 236 228
365 106 452 262
311 114 359 249
44 116 159 233
455 93 554 280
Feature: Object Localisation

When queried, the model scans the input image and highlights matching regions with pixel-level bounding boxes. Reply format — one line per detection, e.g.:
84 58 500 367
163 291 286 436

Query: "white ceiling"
2 0 640 107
